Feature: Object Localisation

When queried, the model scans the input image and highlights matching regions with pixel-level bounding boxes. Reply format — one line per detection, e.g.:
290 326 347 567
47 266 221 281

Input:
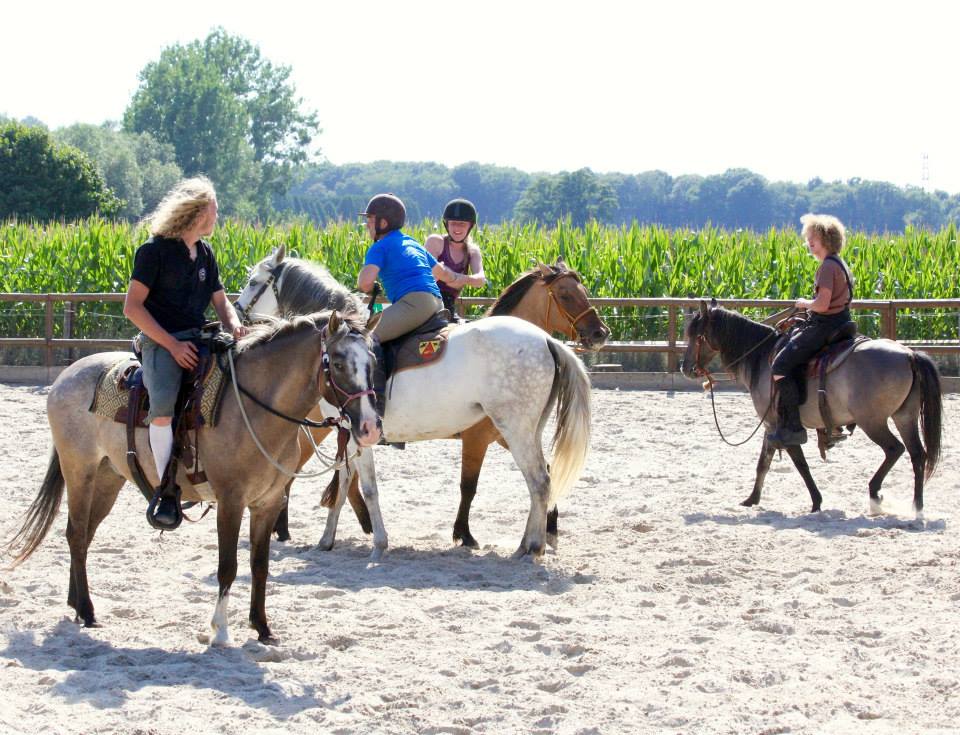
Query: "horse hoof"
868 498 883 516
258 632 279 646
456 535 479 549
369 547 385 562
274 532 291 543
740 498 758 507
546 533 559 550
316 539 334 552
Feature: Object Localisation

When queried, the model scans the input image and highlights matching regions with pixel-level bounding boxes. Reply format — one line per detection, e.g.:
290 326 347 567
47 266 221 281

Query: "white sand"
0 382 958 735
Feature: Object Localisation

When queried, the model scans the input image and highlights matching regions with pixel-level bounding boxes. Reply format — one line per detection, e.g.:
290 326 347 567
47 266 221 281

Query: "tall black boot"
370 336 387 419
146 462 183 531
766 377 807 448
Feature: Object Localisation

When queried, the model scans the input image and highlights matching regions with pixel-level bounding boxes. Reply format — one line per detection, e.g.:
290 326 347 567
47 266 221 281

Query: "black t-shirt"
130 236 224 333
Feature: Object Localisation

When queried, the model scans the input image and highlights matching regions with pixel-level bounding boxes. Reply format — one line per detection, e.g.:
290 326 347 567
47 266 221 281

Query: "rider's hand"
169 340 199 369
232 324 249 339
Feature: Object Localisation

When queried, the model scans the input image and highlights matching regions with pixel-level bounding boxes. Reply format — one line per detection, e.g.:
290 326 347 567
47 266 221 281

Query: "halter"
318 325 377 417
543 273 600 342
689 308 776 447
236 263 285 322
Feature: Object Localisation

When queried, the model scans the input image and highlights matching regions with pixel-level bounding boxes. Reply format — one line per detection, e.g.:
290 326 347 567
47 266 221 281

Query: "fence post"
667 305 678 372
44 295 54 368
64 300 74 364
881 302 898 340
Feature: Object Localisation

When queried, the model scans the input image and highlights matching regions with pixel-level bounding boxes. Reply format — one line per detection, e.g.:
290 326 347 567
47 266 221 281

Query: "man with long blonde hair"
123 176 246 529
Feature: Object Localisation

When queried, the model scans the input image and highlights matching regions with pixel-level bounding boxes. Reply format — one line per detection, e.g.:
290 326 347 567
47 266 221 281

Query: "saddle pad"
89 355 227 428
393 324 456 374
807 336 871 378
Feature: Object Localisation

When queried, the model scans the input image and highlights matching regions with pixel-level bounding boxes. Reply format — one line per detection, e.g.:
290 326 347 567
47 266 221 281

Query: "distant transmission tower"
921 152 930 191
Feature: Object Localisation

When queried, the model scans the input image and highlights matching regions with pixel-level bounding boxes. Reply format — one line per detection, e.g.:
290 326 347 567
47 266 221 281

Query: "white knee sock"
149 423 174 482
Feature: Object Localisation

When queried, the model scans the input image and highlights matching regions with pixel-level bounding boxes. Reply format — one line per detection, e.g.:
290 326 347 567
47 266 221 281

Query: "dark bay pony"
235 250 608 548
681 300 942 516
6 312 379 644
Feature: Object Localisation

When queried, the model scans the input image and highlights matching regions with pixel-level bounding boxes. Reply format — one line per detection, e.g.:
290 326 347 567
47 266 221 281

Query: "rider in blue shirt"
357 193 460 342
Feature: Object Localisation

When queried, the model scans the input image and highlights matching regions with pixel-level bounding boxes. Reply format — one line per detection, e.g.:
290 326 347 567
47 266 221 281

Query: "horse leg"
892 410 927 517
317 468 351 551
489 423 549 560
453 425 495 548
858 420 906 515
211 501 245 646
783 445 823 512
272 481 292 542
742 438 777 507
64 459 124 626
546 507 559 550
273 426 332 542
354 449 388 561
248 500 285 644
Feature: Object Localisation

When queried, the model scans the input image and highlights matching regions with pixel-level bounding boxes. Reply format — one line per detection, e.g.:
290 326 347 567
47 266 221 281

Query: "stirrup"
146 483 183 531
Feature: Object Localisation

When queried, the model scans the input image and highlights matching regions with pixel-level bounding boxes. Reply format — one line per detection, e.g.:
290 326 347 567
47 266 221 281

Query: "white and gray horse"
236 249 593 560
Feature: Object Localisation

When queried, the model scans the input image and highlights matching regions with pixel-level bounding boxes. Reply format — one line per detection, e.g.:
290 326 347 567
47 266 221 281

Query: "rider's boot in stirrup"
766 377 807 449
147 465 182 531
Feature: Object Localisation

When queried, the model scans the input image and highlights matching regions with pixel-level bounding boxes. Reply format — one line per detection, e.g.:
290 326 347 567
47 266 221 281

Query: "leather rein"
690 310 778 447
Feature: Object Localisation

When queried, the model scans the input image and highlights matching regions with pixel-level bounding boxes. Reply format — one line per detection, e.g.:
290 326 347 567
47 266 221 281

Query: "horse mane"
703 306 778 386
487 263 583 317
235 311 368 354
276 258 366 318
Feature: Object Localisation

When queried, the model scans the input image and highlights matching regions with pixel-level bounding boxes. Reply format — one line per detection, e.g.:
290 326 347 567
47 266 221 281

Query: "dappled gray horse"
681 300 942 516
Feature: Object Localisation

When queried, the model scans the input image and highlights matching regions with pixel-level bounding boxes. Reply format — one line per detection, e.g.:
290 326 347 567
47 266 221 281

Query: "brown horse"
681 300 942 516
234 252 609 547
6 312 379 644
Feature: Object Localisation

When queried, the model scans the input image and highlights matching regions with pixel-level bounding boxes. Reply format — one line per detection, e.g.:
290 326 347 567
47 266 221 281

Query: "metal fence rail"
3 293 960 369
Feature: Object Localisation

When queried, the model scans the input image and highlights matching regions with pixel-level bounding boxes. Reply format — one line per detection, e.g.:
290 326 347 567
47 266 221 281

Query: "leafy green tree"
0 122 120 220
124 28 319 217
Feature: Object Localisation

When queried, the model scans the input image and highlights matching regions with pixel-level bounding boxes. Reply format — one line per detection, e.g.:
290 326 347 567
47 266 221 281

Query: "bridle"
236 263 285 322
688 309 776 447
225 322 376 477
543 273 601 342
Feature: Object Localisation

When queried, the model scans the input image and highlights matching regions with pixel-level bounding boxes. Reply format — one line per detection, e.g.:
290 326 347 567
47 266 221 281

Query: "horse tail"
6 448 65 567
545 339 591 506
911 350 942 479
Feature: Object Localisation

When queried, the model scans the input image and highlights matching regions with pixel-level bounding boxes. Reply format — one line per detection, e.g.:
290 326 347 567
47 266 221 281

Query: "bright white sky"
4 0 960 193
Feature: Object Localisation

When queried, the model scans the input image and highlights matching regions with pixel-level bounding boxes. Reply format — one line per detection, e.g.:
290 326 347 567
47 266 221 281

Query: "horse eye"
333 361 345 371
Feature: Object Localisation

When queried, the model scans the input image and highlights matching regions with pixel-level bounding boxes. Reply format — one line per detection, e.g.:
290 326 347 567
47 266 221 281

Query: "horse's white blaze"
210 592 231 646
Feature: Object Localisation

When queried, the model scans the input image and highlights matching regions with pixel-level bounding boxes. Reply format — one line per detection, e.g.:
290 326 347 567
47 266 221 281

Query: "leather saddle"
382 310 457 378
773 319 871 459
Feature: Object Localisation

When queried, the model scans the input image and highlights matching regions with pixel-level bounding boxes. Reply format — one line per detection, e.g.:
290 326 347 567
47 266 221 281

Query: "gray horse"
681 300 942 516
6 311 380 645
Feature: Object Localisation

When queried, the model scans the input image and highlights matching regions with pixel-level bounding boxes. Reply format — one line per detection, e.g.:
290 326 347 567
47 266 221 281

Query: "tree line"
3 28 958 233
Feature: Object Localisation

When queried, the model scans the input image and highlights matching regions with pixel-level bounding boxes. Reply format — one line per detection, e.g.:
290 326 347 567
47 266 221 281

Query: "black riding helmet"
442 198 478 243
360 194 406 238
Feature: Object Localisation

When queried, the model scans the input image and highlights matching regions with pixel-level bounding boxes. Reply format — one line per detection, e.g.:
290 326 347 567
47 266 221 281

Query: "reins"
224 324 373 478
692 311 780 447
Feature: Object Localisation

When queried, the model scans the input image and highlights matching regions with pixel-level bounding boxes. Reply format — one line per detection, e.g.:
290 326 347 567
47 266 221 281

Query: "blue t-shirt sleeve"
364 240 386 269
423 248 438 268
131 242 160 288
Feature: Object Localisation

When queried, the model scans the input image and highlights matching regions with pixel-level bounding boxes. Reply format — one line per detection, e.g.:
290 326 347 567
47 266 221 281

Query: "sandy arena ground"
0 382 957 735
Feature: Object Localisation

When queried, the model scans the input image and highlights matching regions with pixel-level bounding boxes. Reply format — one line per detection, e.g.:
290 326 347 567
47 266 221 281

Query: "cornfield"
2 218 959 351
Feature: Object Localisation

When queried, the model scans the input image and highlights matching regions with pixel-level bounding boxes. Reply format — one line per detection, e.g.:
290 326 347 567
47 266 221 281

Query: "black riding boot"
766 376 807 448
147 464 182 531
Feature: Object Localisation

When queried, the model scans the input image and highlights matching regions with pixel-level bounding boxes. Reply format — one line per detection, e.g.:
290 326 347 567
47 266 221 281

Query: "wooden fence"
2 293 959 371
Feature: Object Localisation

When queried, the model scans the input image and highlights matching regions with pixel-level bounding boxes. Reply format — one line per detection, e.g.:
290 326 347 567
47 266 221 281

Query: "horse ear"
272 244 286 266
366 311 382 334
710 297 718 309
328 310 342 335
699 300 709 319
555 256 567 270
538 262 553 278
